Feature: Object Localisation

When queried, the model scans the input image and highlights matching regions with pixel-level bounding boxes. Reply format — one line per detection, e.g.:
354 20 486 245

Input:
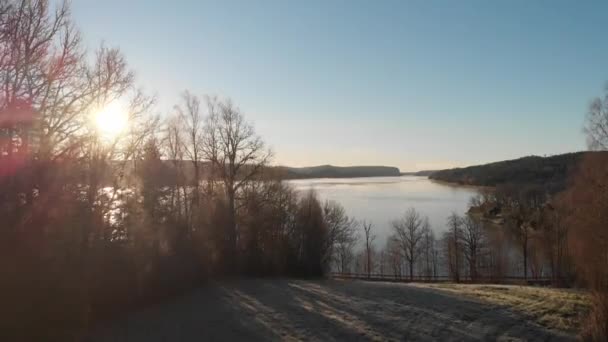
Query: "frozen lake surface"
288 176 480 245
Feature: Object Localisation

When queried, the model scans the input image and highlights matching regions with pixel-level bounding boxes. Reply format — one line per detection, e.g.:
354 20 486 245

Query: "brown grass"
414 283 590 333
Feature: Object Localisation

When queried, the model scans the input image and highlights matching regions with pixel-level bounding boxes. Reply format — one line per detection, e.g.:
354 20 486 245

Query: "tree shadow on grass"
88 279 573 342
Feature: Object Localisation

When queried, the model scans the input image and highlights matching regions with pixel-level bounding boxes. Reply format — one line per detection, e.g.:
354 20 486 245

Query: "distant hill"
400 170 437 177
128 161 402 182
276 165 401 179
429 152 608 192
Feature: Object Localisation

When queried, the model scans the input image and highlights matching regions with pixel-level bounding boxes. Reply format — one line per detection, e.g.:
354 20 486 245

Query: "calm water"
287 176 480 246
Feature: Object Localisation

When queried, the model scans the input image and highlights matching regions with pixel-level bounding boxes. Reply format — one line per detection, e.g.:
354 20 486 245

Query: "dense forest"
0 2 360 339
429 151 606 192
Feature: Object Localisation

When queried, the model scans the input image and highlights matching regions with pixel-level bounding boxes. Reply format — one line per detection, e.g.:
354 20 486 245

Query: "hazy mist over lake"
288 176 480 246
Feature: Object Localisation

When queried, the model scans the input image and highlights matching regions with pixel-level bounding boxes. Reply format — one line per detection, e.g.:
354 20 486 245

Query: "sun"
94 101 128 139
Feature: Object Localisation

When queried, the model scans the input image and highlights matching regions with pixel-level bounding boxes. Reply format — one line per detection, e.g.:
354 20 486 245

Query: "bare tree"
377 249 386 275
385 235 402 277
163 115 187 220
561 142 608 339
420 220 436 279
575 83 608 339
0 2 163 338
584 83 608 150
362 221 375 278
498 185 544 279
431 234 439 278
446 212 463 282
334 235 357 273
392 208 425 280
461 215 484 281
200 97 272 270
324 201 358 273
539 202 569 283
175 91 204 220
484 223 509 281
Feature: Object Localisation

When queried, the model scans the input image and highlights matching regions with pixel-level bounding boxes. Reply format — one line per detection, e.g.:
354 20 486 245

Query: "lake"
287 176 480 246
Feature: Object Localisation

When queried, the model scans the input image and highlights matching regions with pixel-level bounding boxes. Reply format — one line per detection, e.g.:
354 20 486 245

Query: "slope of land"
429 151 608 191
413 283 589 334
89 279 574 341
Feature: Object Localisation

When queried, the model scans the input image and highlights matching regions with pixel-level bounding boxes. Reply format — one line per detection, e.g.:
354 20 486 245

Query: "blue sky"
71 0 608 170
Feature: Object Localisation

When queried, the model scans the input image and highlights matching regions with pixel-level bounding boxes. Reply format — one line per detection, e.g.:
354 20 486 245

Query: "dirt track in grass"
88 279 575 341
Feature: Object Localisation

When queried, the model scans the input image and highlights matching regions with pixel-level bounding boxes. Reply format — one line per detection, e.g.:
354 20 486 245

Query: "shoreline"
427 178 495 191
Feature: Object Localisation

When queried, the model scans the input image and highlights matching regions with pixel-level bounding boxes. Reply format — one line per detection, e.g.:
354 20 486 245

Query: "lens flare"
94 101 128 139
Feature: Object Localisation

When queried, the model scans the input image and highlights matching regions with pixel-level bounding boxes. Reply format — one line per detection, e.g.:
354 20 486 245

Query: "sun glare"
94 101 128 139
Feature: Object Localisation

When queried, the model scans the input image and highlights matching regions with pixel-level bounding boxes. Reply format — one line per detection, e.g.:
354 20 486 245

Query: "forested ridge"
429 151 607 191
115 162 403 184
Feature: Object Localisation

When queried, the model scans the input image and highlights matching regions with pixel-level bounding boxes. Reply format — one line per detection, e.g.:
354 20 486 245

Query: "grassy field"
90 279 577 341
414 283 590 333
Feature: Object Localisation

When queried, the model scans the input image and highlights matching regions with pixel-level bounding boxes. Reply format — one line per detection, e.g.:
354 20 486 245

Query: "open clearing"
413 283 590 334
89 279 579 341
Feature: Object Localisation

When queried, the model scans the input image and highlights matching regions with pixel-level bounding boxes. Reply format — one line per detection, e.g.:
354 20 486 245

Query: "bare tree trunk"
432 248 438 278
470 254 477 281
367 250 371 278
363 221 375 279
523 238 528 279
227 187 237 272
193 161 200 207
409 257 414 281
453 231 460 282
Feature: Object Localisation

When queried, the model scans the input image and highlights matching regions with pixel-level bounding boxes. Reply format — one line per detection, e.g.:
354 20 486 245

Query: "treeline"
334 200 571 285
0 1 356 340
338 104 608 340
115 162 403 185
343 155 607 339
429 151 604 193
278 165 401 179
423 89 608 339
